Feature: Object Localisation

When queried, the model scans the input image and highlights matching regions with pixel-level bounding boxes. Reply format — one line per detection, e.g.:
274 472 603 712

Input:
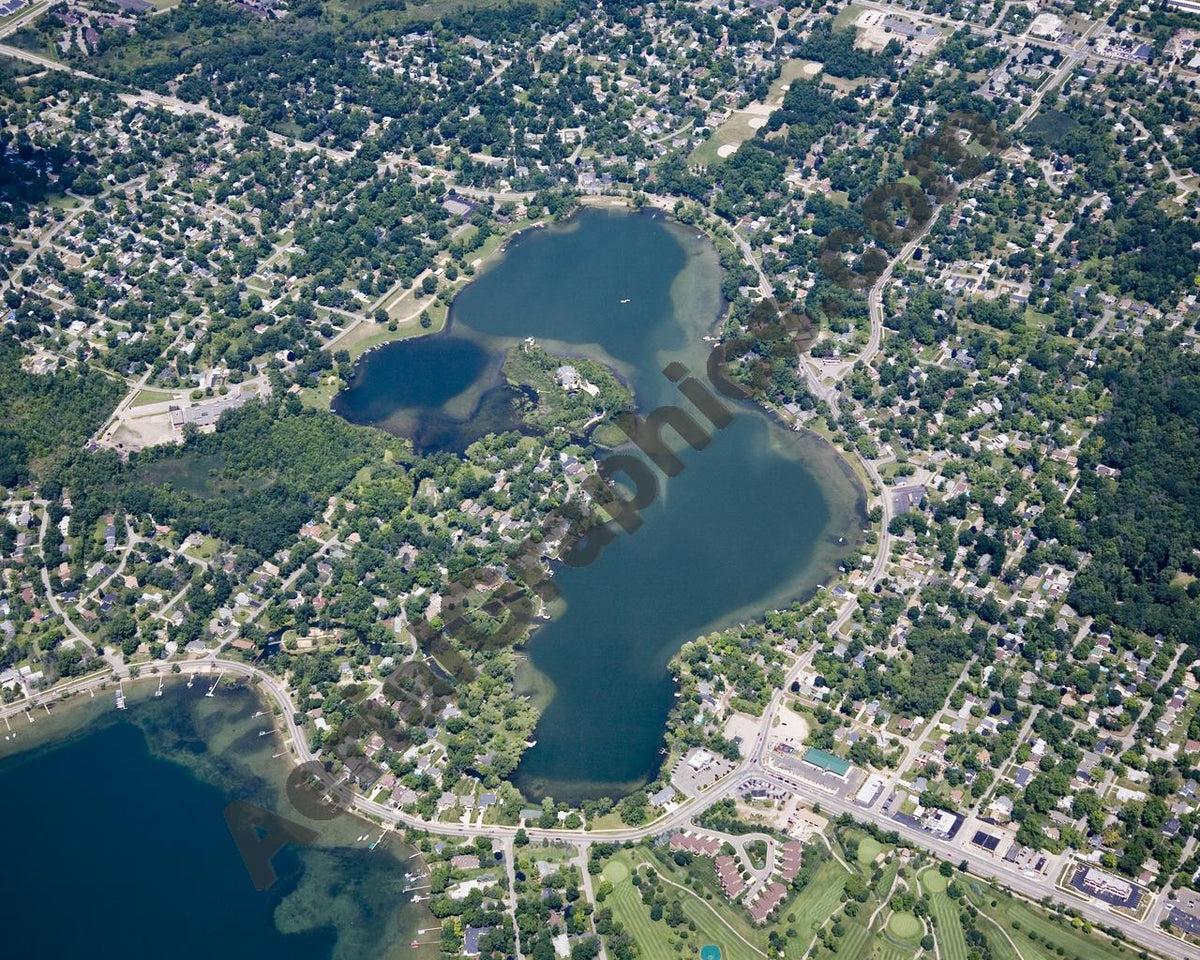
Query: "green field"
833 3 867 28
965 879 1131 960
130 388 174 407
598 842 1132 960
789 858 853 937
689 59 823 167
887 911 921 940
919 869 966 960
857 836 885 868
184 533 220 562
836 916 873 960
974 915 1022 960
602 850 765 960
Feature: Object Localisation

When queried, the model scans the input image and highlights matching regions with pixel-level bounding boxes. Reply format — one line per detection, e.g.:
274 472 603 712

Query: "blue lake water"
335 208 864 802
0 681 435 960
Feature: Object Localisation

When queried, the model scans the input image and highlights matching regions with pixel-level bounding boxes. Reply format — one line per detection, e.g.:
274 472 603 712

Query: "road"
0 0 54 40
0 44 353 161
1012 13 1105 130
33 500 96 657
753 761 1200 960
7 650 1189 960
2 2 1187 954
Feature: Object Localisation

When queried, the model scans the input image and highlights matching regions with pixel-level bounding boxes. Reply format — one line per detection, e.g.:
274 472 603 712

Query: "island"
1 0 1199 958
502 343 635 448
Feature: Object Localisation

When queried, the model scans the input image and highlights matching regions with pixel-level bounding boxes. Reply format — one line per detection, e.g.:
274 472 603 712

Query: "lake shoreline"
14 204 870 814
337 205 866 801
0 671 439 960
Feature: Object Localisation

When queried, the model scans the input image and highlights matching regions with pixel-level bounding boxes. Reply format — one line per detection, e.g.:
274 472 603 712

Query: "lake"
335 207 865 803
0 679 436 960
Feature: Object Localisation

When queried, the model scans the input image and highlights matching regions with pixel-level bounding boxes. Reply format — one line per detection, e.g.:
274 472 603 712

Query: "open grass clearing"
887 912 921 940
130 388 175 407
602 849 765 960
967 881 1129 960
788 858 852 936
919 869 966 960
689 59 822 167
857 836 885 868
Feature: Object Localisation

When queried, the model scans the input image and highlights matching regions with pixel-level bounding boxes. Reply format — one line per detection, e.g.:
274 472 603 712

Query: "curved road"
6 651 1192 960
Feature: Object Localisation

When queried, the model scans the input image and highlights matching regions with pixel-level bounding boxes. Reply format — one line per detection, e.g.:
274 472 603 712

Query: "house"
464 925 493 956
555 365 582 391
650 785 676 808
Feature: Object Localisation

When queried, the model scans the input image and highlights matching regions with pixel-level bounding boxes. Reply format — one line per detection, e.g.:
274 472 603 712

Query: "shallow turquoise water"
0 682 434 960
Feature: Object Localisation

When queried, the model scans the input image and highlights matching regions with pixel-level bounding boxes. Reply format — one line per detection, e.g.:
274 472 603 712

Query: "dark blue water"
0 721 334 957
335 208 864 802
0 685 432 960
332 335 528 451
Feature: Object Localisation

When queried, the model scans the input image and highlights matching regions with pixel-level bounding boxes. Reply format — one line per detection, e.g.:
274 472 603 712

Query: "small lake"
0 681 435 960
335 207 865 803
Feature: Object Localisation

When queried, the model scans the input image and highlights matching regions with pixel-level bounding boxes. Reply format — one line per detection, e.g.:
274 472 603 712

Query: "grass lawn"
788 858 852 937
525 842 572 863
690 112 765 167
837 916 873 960
887 912 921 940
184 534 220 562
130 388 174 407
970 882 1130 960
644 847 769 948
603 849 765 960
919 869 966 960
857 836 885 868
299 375 344 411
921 870 948 894
588 811 626 831
974 914 1022 960
878 945 919 960
47 194 81 211
689 58 822 167
337 301 448 362
833 3 866 28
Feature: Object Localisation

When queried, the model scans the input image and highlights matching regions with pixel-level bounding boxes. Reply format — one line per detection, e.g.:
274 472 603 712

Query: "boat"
410 941 420 950
620 298 630 304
